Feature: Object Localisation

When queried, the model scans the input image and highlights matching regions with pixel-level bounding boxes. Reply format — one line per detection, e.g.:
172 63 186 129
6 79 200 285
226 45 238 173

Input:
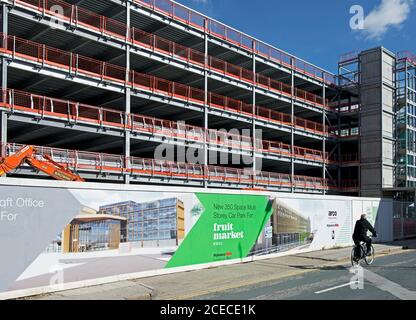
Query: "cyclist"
353 214 377 256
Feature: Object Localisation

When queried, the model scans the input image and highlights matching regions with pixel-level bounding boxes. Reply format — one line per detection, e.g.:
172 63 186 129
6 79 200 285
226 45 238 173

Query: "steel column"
124 2 131 184
252 40 257 186
0 4 8 159
290 58 295 192
322 75 326 195
203 19 209 188
337 96 342 187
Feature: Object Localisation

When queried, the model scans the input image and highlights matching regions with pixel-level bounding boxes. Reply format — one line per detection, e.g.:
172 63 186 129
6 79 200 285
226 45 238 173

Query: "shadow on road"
286 265 347 271
287 264 416 272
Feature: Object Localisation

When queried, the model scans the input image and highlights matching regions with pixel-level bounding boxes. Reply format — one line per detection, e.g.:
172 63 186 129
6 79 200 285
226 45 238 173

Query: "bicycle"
351 237 375 267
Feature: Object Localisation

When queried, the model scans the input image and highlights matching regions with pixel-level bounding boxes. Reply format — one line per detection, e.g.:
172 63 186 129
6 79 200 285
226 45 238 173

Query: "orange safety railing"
0 34 332 137
397 51 416 65
3 88 126 128
339 51 359 63
260 140 329 163
0 89 332 164
131 0 338 86
4 143 337 190
10 0 331 110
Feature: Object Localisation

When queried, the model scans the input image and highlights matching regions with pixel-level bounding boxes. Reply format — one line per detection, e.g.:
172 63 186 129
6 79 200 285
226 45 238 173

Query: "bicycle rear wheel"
365 245 375 265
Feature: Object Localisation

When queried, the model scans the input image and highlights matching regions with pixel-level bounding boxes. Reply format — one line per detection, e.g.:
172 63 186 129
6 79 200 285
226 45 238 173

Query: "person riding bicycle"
353 214 377 256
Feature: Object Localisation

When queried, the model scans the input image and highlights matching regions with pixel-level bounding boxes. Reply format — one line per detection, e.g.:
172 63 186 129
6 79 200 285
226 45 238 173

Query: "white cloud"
192 0 209 4
363 0 413 40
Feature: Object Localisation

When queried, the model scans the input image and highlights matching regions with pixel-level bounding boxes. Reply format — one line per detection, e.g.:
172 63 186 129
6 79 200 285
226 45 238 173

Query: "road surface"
195 251 416 300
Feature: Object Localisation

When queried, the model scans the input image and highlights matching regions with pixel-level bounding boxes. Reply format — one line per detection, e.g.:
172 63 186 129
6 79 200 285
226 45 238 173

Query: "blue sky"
177 0 416 74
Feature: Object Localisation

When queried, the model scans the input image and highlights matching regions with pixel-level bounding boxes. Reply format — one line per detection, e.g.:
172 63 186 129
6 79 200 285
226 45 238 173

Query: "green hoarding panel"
166 193 273 268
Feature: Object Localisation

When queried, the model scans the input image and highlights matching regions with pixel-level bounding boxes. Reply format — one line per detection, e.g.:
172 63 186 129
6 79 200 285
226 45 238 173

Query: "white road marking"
363 269 416 300
315 281 359 294
315 266 416 299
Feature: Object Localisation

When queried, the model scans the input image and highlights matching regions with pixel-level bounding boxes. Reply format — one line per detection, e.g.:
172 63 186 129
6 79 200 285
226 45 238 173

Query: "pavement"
22 239 416 300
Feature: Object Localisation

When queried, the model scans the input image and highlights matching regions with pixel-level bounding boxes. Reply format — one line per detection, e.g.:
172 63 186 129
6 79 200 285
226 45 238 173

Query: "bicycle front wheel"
365 245 375 265
351 247 359 267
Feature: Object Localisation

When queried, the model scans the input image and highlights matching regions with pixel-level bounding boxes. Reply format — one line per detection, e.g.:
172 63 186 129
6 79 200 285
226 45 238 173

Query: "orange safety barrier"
4 143 337 190
131 0 338 86
0 34 333 137
10 0 332 110
339 51 359 63
397 51 416 66
1 89 336 164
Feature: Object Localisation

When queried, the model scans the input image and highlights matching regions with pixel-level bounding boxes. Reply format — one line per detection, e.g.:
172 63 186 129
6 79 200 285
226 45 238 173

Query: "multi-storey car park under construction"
0 0 414 200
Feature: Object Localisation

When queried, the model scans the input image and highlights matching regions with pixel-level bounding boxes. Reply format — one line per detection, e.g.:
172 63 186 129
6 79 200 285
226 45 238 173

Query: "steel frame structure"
0 0 364 194
396 52 416 188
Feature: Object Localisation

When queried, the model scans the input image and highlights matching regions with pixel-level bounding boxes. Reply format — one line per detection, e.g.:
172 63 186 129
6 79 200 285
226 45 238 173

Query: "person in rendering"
352 214 377 256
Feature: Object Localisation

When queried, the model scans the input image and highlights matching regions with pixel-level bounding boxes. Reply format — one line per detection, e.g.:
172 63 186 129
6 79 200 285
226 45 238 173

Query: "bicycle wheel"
351 247 359 267
365 245 375 265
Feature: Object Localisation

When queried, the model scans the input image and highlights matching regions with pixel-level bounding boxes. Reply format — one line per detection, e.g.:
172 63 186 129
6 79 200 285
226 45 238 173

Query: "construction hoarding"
0 179 393 296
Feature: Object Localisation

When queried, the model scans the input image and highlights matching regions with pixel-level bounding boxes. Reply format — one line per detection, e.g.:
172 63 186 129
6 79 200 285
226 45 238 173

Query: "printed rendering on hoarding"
0 184 389 296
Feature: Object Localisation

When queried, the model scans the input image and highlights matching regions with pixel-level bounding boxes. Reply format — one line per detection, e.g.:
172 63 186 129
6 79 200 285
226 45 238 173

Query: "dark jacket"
353 218 377 239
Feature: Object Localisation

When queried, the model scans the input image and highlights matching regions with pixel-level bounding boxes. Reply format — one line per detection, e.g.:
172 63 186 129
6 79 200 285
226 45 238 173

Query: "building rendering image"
271 200 312 247
56 197 184 253
62 212 127 253
99 198 185 247
0 0 414 203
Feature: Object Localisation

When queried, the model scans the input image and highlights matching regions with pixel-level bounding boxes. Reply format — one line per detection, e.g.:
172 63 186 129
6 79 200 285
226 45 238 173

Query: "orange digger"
0 145 84 182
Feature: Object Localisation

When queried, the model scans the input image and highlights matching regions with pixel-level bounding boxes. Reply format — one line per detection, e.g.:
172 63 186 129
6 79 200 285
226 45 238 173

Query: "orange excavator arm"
0 145 84 182
25 155 85 182
0 145 35 176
